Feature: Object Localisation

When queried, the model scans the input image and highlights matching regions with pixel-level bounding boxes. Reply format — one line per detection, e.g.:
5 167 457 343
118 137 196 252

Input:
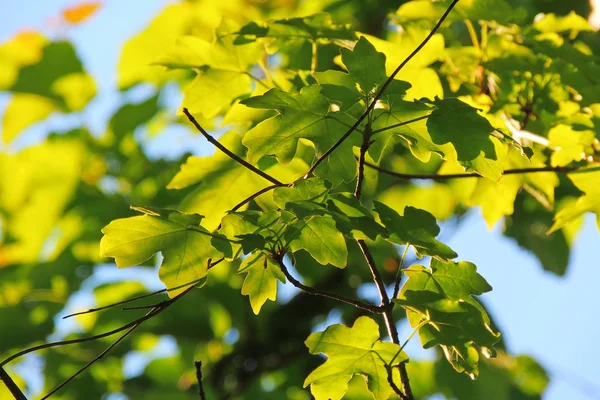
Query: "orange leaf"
62 2 101 24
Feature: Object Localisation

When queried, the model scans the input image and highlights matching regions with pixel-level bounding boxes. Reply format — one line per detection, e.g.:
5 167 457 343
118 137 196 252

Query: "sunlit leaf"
396 259 500 378
374 202 457 260
100 207 230 295
1 93 56 144
304 316 407 400
239 252 286 314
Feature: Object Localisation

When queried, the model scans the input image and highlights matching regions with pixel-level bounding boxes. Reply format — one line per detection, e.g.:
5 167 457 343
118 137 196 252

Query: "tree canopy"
1 0 599 399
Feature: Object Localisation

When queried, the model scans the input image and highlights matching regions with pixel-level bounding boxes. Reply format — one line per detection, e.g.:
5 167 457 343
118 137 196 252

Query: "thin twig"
385 364 407 400
354 124 372 199
182 108 284 186
304 0 459 178
274 256 384 314
62 276 210 319
365 162 580 180
231 184 282 213
122 301 167 311
0 366 27 400
41 312 149 399
195 361 207 400
356 240 413 399
1 260 224 368
393 244 410 300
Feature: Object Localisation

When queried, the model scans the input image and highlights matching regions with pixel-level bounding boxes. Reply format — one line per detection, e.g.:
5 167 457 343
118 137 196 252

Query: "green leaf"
239 252 286 314
548 124 595 167
219 210 282 258
100 207 231 296
304 316 407 400
313 70 362 111
235 13 355 47
327 193 388 241
1 93 56 144
505 194 570 275
395 0 526 25
534 11 592 34
242 85 360 184
550 169 600 232
426 98 503 179
467 149 559 228
396 259 500 378
374 202 457 260
341 37 387 96
273 178 329 208
117 3 197 88
183 69 252 119
109 94 159 139
287 215 347 268
168 131 307 230
370 100 436 162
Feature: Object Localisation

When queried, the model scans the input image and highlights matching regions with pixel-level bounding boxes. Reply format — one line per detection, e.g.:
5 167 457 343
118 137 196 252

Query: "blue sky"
1 1 599 399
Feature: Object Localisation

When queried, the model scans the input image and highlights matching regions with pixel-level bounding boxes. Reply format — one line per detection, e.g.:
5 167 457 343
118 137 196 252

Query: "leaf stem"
274 255 385 314
182 108 284 186
393 243 410 300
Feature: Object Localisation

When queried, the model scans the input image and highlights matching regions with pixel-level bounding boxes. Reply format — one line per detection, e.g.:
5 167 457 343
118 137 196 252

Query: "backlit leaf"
100 207 231 295
304 316 407 400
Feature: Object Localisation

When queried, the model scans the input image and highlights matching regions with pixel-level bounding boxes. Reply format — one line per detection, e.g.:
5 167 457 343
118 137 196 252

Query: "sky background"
1 1 599 399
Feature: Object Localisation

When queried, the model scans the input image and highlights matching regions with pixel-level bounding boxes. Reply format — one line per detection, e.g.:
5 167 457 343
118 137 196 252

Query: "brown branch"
41 313 147 399
195 361 207 400
231 184 282 213
304 0 459 178
1 259 224 368
274 256 384 314
0 366 27 400
385 364 407 400
182 108 284 186
366 162 580 180
356 240 412 399
62 276 210 319
354 124 372 199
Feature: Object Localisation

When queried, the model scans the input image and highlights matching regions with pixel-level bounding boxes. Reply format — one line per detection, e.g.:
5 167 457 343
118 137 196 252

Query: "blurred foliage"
1 0 598 398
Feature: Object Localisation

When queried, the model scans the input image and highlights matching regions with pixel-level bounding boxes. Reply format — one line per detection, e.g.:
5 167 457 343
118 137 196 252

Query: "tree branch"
230 184 282 213
365 161 580 180
195 361 207 400
274 256 384 314
0 366 27 400
1 259 224 369
354 124 372 199
41 314 146 399
355 240 413 399
182 108 284 186
304 0 459 178
61 276 209 320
